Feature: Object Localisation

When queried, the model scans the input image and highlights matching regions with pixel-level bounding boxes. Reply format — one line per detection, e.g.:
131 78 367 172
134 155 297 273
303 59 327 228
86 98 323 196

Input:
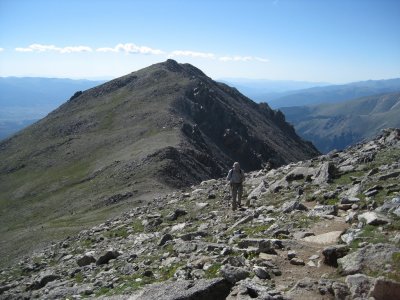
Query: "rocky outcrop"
129 278 232 300
0 129 399 299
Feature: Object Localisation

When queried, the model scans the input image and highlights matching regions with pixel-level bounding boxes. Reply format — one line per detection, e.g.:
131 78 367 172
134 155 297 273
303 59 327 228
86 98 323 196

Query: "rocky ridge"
1 129 399 299
0 59 318 268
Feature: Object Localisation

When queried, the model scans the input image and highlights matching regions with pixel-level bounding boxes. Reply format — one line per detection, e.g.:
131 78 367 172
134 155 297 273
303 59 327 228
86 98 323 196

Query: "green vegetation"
204 263 222 279
350 225 388 249
388 252 400 281
74 272 84 284
332 171 364 185
104 227 129 239
243 224 271 237
368 147 400 169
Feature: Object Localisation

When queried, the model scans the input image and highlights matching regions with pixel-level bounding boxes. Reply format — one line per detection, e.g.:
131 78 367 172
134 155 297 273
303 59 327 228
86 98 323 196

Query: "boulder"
129 278 232 300
289 258 305 266
377 197 400 214
220 264 250 284
280 200 308 213
253 266 271 280
345 274 374 299
173 241 197 254
226 279 281 299
313 162 336 185
77 254 96 267
358 212 389 225
237 238 282 254
308 205 338 217
369 277 400 300
166 208 187 221
303 231 343 245
229 215 254 230
96 250 120 265
247 180 268 200
338 243 398 275
285 166 314 182
27 271 61 291
158 234 173 246
332 281 351 299
322 245 349 267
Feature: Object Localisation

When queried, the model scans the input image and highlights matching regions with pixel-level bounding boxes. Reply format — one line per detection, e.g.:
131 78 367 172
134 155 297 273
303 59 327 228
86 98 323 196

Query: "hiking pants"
230 183 243 210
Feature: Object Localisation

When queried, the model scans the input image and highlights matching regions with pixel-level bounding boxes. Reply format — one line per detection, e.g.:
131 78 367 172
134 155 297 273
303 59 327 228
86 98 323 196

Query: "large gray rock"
229 215 254 230
173 241 197 254
285 166 314 182
377 197 400 215
96 250 120 265
27 271 61 291
313 162 336 185
332 281 351 299
345 274 374 299
226 279 279 299
338 243 399 275
247 180 268 200
253 266 271 280
129 278 232 300
322 245 349 267
303 231 343 245
308 204 338 217
237 238 282 254
369 277 400 300
158 233 173 246
77 253 96 267
358 212 389 225
220 264 250 284
280 200 308 213
166 208 187 221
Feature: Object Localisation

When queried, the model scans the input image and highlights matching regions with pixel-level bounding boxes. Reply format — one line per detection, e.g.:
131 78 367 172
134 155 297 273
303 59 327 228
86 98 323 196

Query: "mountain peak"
0 60 319 267
163 58 182 71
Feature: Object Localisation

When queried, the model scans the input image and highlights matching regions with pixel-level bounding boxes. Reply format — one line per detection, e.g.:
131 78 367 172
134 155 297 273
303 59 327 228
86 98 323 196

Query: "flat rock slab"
129 278 232 300
302 231 342 245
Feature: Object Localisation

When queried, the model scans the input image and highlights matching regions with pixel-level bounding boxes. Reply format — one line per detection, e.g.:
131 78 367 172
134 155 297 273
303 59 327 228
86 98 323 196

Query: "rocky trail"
1 128 400 299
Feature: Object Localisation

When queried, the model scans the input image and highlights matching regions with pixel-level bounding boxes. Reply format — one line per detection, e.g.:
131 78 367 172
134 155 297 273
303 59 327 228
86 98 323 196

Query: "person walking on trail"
226 162 245 211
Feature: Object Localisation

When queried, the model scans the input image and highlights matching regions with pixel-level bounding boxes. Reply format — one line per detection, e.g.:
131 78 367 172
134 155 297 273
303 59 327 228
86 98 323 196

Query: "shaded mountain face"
0 60 318 265
281 92 400 153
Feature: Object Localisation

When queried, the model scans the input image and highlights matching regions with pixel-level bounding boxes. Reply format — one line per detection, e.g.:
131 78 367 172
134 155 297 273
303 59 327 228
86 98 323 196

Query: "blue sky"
0 0 399 83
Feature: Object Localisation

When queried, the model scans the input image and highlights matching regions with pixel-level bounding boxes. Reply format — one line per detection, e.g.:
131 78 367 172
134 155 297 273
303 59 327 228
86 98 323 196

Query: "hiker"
226 162 245 211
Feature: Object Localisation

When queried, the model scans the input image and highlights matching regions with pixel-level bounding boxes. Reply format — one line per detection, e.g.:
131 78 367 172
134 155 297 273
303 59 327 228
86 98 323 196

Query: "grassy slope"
0 66 190 266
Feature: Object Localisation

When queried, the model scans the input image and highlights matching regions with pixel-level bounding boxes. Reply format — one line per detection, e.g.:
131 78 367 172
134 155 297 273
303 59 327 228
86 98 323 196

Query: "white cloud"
13 43 268 64
255 57 270 62
15 44 92 53
219 55 269 63
0 48 4 52
168 50 215 59
96 43 163 55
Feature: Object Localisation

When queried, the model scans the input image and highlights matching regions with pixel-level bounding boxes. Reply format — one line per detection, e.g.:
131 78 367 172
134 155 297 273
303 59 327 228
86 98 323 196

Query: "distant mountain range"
267 78 400 108
0 77 104 139
219 78 329 102
0 60 318 265
281 92 400 153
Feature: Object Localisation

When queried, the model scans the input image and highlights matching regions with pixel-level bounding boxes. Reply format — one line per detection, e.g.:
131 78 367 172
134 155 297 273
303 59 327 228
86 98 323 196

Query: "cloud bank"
168 50 215 59
96 43 163 55
15 44 92 53
13 43 268 63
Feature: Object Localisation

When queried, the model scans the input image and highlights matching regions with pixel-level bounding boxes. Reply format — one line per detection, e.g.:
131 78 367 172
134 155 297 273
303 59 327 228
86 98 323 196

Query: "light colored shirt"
227 168 245 184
